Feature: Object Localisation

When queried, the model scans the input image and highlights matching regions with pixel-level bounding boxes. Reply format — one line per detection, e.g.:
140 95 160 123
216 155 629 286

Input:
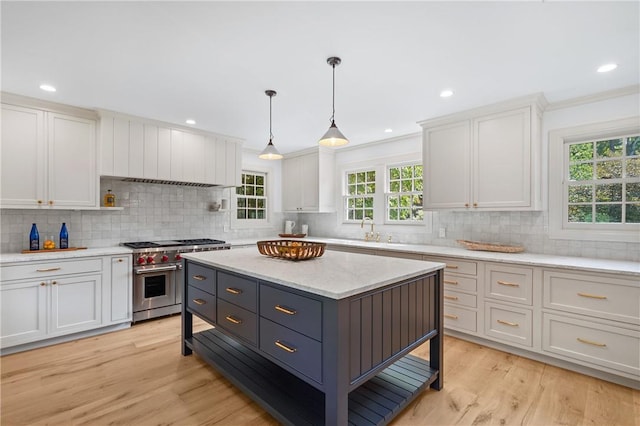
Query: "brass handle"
225 315 242 325
497 280 520 287
117 259 123 263
51 281 57 285
577 292 607 300
275 340 297 353
37 200 43 204
464 203 469 208
192 299 206 305
577 337 606 347
192 275 206 281
226 287 242 295
444 295 459 301
473 202 478 207
40 282 46 286
275 305 297 315
497 319 518 327
37 267 61 272
445 264 458 269
48 200 53 205
444 280 458 285
444 314 459 320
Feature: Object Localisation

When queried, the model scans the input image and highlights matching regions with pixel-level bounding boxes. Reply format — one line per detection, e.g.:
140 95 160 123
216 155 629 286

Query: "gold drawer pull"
225 315 242 325
192 298 206 305
577 292 607 300
275 340 297 353
444 295 459 301
192 275 206 281
51 281 57 285
444 314 459 320
497 280 520 287
40 282 46 286
577 337 606 347
225 287 242 295
497 319 519 327
445 264 459 269
444 280 458 285
275 305 297 315
37 267 61 272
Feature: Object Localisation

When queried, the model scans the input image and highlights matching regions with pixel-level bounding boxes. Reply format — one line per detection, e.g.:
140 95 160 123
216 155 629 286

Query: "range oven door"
133 265 177 313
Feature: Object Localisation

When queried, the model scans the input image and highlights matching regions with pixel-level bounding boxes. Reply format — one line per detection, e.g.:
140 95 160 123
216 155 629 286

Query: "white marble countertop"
182 247 445 299
226 237 640 277
0 246 132 264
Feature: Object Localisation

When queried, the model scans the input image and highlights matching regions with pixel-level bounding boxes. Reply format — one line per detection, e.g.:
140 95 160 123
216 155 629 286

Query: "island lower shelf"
186 327 439 426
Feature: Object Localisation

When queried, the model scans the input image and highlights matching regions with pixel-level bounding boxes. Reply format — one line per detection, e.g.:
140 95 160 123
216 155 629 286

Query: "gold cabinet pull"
497 319 519 327
445 264 459 269
275 340 297 353
444 295 459 301
225 315 242 324
444 314 459 320
48 200 54 205
40 282 46 286
577 292 607 300
473 202 478 207
117 259 123 263
577 337 606 347
37 200 43 204
497 280 520 287
192 275 206 281
225 287 242 295
51 281 57 285
444 280 458 285
37 267 61 272
275 305 297 315
464 203 469 208
192 299 206 305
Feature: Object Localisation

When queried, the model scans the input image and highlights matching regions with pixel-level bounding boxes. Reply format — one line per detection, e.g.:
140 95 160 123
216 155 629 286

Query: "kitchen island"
181 247 445 426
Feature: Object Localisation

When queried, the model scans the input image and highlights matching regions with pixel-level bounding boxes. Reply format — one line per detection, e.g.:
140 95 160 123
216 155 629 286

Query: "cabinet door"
50 274 102 335
183 132 205 183
112 116 130 177
109 256 132 323
226 140 242 187
47 113 98 208
282 155 303 211
157 127 171 179
143 124 159 178
213 137 227 185
301 152 319 211
0 104 46 208
473 107 531 208
0 279 47 347
170 129 184 181
423 121 471 209
128 121 144 178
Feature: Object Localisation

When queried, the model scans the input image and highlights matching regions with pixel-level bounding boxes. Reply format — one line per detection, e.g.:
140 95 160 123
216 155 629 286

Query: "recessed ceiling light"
597 63 618 73
440 89 454 98
39 84 56 92
384 128 393 133
185 119 196 125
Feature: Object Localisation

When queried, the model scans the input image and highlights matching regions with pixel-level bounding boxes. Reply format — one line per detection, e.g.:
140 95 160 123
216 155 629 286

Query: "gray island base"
181 248 445 425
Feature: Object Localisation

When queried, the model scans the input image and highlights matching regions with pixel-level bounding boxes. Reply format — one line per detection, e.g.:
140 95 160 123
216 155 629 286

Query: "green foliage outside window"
387 164 423 221
236 172 267 220
345 170 375 220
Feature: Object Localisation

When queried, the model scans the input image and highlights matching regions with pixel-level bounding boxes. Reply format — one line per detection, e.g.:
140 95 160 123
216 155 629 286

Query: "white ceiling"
2 1 639 154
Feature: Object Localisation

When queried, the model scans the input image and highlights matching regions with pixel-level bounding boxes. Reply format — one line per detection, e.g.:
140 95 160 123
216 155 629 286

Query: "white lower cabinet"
484 301 533 347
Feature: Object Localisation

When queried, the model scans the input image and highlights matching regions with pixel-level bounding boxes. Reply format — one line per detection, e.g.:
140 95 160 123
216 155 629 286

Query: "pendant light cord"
269 94 274 141
330 63 336 123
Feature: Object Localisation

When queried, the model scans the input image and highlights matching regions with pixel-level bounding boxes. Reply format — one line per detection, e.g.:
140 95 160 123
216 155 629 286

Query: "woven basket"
457 240 524 253
257 240 326 261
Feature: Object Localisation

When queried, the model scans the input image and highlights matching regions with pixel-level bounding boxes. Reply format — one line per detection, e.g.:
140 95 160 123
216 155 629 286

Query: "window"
387 163 424 222
235 171 267 220
344 169 375 220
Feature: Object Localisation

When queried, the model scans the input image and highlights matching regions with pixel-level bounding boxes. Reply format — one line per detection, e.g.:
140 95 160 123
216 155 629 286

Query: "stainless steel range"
122 238 230 322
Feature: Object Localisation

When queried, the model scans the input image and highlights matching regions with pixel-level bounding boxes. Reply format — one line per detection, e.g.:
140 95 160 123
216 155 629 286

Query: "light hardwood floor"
2 315 638 426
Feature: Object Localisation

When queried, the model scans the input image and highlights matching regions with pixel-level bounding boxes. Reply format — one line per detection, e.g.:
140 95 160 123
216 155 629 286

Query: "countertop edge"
0 247 133 263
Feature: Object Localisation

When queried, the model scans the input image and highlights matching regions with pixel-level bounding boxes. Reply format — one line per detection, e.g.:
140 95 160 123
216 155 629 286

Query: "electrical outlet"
438 227 446 238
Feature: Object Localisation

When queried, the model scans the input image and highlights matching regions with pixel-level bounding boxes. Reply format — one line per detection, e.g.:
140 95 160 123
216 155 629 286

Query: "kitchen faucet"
360 217 379 242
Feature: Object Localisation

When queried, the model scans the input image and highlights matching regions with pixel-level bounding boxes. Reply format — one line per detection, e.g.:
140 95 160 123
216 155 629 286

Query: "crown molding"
545 85 640 111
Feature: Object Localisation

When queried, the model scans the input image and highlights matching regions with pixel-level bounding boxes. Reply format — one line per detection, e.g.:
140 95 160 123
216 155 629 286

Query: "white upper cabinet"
282 147 335 212
420 94 546 211
1 97 98 210
99 111 242 187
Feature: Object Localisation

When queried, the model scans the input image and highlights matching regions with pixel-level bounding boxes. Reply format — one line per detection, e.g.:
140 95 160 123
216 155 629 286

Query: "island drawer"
426 257 477 276
217 272 257 312
442 275 477 293
485 263 533 306
443 305 477 332
484 302 532 347
259 318 322 384
260 285 322 341
217 299 257 346
187 285 216 323
187 263 216 294
2 258 102 281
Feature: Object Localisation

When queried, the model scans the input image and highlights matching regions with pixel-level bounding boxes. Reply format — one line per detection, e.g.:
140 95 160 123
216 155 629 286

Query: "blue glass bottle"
59 223 69 249
29 223 39 250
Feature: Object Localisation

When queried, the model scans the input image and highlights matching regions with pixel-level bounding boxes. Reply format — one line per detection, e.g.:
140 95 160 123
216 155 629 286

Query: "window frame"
343 167 377 222
385 161 424 223
231 169 271 229
548 116 640 242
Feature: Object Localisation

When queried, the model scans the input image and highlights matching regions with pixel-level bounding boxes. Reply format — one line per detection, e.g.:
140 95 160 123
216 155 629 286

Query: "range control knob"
175 253 182 261
146 256 155 264
161 255 169 262
137 257 146 265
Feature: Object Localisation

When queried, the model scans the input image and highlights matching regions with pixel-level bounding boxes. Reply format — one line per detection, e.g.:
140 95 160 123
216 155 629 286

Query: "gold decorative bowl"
257 240 326 261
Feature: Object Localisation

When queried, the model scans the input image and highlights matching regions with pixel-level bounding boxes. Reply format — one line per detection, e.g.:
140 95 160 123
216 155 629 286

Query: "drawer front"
484 302 532 346
543 270 640 325
543 313 640 377
217 272 257 312
259 318 322 383
427 257 477 276
187 285 216 323
443 289 477 308
260 285 322 341
186 262 216 295
217 299 257 345
485 264 533 305
2 258 102 282
442 275 477 293
443 305 477 332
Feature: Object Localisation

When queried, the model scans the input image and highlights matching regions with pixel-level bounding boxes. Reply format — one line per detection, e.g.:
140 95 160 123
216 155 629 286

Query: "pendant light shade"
259 90 283 160
319 57 349 147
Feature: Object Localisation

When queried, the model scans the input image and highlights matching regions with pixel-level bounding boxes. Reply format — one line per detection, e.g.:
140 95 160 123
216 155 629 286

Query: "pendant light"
259 90 283 160
319 57 349 147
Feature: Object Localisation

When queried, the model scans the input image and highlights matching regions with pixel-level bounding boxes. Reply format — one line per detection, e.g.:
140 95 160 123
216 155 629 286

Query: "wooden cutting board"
21 247 87 254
